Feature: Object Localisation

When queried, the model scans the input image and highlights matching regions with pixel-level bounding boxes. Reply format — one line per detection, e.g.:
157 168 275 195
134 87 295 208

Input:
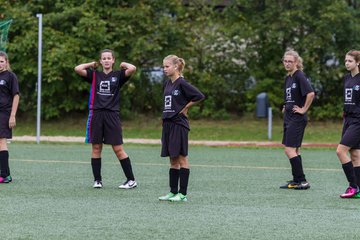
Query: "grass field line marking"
13 158 341 172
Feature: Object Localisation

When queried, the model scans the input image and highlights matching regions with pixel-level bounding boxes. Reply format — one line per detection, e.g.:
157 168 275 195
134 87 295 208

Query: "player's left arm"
293 92 315 115
120 62 136 77
9 94 19 129
179 82 205 117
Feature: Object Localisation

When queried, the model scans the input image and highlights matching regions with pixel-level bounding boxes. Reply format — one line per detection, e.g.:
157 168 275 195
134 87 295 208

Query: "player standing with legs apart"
159 55 205 202
336 50 360 198
74 49 137 189
0 51 19 183
279 50 314 190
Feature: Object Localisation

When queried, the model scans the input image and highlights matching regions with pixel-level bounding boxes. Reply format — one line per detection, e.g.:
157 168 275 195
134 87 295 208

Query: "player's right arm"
74 61 98 77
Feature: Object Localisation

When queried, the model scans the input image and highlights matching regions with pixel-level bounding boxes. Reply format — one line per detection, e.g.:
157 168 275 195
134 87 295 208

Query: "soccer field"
2 143 360 239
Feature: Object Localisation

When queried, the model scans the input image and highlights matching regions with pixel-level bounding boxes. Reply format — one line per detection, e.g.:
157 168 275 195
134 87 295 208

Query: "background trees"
1 0 359 120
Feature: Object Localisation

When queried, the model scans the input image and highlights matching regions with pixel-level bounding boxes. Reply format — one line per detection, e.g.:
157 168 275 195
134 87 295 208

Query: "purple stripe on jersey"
88 71 96 109
85 109 93 143
85 71 96 143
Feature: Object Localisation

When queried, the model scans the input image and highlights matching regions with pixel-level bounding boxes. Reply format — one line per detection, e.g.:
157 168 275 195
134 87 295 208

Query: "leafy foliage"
0 0 359 119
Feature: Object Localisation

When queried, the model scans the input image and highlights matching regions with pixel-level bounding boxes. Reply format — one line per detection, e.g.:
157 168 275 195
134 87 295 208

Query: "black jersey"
0 70 20 113
85 69 129 112
284 70 314 113
343 73 360 117
162 77 205 129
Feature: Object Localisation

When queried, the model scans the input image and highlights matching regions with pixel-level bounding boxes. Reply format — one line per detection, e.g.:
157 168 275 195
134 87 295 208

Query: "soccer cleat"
293 181 310 190
340 186 358 198
159 192 176 201
279 181 298 189
93 180 103 188
0 175 11 184
119 180 137 189
169 193 188 202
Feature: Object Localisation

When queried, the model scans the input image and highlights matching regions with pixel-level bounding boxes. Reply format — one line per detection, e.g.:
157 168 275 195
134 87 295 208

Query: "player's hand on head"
92 61 99 68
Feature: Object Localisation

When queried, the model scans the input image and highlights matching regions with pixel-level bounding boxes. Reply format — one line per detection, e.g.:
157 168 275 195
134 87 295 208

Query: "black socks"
0 150 9 178
91 158 101 181
289 155 306 182
169 168 180 194
179 168 190 196
120 157 135 181
342 162 357 188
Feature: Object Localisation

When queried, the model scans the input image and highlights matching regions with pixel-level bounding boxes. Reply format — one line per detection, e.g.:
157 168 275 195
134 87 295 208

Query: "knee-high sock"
0 151 9 178
343 162 357 188
179 168 190 195
91 158 102 181
120 157 135 181
289 156 306 182
169 168 180 194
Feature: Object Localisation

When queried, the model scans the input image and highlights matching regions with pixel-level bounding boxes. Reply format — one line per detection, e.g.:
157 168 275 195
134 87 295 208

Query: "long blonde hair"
163 55 185 74
0 51 11 71
283 50 303 71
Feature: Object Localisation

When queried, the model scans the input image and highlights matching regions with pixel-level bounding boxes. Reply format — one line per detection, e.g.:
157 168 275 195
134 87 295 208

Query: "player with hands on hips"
279 50 314 190
158 55 205 202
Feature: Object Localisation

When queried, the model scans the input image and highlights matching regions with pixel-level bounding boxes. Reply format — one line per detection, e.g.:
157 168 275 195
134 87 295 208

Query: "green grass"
2 143 360 239
13 115 343 143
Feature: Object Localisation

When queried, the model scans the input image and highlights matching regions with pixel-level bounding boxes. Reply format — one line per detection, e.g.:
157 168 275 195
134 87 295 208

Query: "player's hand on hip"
292 105 305 114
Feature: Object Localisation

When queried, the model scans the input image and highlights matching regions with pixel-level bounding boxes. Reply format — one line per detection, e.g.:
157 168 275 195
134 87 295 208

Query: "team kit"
1 49 360 201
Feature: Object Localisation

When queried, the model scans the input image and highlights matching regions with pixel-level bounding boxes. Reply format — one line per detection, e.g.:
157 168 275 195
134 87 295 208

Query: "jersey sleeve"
297 72 314 96
83 69 94 83
180 79 205 102
117 69 130 88
10 72 20 96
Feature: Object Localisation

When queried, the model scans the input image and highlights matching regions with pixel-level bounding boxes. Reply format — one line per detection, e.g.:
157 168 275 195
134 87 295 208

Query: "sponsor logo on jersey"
345 88 353 101
111 77 117 82
286 87 292 100
172 89 180 96
0 79 5 85
354 85 360 91
164 95 172 109
99 80 111 94
292 83 296 88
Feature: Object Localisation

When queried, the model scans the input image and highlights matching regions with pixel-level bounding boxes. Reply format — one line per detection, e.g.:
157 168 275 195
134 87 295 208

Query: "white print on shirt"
165 95 172 110
98 80 113 96
345 88 353 102
0 79 6 85
286 87 292 100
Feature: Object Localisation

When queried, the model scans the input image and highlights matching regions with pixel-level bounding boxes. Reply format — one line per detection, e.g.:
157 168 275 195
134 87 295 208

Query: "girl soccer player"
279 50 314 190
0 51 20 183
74 49 137 189
336 50 360 198
159 55 205 202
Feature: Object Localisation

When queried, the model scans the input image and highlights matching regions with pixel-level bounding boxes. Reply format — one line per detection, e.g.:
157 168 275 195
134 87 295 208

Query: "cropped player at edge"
280 50 315 190
0 51 19 184
336 50 360 199
159 55 205 202
74 49 137 189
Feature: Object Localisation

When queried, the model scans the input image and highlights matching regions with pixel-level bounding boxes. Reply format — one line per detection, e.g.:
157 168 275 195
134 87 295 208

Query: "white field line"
13 158 341 172
11 136 337 147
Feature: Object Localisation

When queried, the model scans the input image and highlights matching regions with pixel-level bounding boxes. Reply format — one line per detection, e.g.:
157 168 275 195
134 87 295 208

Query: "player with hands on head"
74 49 137 189
279 50 314 190
0 51 20 184
158 54 205 202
